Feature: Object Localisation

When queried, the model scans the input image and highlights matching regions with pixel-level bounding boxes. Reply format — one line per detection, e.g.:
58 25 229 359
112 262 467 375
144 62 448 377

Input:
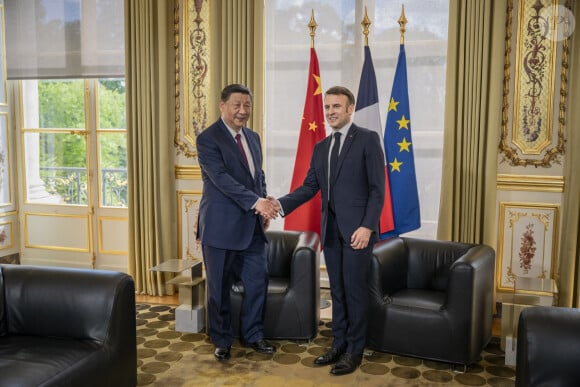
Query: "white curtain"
5 0 125 79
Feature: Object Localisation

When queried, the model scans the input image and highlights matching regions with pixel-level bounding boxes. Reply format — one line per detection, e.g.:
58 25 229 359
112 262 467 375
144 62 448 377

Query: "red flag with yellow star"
284 47 326 237
381 43 421 238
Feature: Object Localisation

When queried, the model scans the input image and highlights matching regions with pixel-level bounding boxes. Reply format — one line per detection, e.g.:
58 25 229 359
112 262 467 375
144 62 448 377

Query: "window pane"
98 79 126 129
99 132 127 207
25 132 88 205
22 79 86 129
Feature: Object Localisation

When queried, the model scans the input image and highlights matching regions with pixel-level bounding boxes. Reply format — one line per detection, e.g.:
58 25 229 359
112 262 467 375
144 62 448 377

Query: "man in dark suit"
276 86 385 375
196 84 279 361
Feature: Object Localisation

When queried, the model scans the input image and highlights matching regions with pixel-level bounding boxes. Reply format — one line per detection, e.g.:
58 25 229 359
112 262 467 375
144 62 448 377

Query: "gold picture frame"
174 0 210 159
496 201 559 292
499 0 571 167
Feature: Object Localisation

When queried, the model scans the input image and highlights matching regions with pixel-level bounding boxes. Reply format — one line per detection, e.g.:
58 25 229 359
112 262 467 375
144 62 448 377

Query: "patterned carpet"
136 304 516 386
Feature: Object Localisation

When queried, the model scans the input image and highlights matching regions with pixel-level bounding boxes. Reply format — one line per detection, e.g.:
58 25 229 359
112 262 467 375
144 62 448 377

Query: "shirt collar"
331 122 352 138
221 117 244 138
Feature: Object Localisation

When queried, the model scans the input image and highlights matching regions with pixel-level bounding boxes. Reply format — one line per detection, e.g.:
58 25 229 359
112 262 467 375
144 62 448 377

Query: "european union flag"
381 44 421 238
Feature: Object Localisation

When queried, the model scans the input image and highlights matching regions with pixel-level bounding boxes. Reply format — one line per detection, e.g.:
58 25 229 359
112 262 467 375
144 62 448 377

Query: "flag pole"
399 5 407 45
309 10 317 48
361 6 371 46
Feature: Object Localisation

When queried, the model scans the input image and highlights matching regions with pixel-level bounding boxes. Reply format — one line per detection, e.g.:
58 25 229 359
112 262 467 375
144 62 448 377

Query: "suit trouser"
323 210 372 355
202 220 268 348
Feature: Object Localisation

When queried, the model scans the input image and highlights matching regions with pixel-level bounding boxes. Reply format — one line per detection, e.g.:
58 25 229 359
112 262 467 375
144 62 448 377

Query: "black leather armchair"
231 230 320 340
0 264 136 387
516 306 580 387
367 237 495 366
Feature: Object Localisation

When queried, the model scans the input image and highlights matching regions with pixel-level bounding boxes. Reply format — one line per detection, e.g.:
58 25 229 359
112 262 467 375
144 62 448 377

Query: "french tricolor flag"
354 46 395 236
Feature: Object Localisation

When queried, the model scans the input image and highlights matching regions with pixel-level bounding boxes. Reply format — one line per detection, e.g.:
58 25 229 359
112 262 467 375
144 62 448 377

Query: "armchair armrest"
444 244 495 359
369 237 407 301
445 244 495 312
289 231 320 291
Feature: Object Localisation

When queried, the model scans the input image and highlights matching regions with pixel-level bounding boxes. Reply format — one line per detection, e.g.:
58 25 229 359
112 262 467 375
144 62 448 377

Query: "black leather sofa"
230 230 320 340
367 237 495 366
516 306 580 387
0 264 137 387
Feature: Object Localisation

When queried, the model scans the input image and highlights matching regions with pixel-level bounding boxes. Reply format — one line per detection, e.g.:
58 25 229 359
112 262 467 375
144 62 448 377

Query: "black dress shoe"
214 346 231 361
247 339 276 354
330 353 362 376
313 348 344 365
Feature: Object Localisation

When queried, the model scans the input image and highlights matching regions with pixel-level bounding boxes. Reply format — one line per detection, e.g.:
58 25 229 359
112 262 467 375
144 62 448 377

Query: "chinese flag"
284 47 326 237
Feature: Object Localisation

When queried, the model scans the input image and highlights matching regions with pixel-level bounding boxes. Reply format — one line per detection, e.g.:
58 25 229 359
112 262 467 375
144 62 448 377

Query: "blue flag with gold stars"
381 44 420 239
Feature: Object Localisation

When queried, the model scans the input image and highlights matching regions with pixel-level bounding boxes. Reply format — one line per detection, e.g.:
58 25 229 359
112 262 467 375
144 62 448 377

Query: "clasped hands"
255 196 281 220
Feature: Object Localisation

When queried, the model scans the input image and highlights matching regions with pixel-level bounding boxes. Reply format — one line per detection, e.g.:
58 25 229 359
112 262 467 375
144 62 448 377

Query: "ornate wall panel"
177 190 203 260
499 0 573 167
497 201 559 291
174 0 210 159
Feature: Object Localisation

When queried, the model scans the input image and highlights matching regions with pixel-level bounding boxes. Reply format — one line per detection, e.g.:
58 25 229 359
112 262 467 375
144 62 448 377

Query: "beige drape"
125 0 176 295
558 23 580 308
208 0 265 135
437 0 506 247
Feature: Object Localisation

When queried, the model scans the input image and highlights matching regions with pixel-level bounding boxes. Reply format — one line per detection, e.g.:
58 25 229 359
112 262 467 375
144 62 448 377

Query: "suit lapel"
323 136 332 185
242 128 260 182
243 128 259 168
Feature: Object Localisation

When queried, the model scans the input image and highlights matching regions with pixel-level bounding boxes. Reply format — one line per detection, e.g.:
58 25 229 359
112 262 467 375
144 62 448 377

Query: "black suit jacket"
279 124 385 245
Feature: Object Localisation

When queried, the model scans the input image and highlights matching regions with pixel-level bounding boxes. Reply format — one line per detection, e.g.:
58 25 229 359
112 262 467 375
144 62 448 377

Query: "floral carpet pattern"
136 304 516 386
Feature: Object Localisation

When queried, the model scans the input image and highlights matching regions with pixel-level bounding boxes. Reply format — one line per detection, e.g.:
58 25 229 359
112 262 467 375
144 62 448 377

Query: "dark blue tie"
329 132 341 211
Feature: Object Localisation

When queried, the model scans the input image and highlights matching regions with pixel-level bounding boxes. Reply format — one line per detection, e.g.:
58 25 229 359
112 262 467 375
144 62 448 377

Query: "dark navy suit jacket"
279 124 385 245
196 118 267 250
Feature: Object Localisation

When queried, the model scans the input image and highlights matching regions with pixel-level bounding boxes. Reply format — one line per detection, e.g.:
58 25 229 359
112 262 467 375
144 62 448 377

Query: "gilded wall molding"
499 0 571 168
177 190 203 260
496 174 564 192
175 165 202 180
174 0 210 159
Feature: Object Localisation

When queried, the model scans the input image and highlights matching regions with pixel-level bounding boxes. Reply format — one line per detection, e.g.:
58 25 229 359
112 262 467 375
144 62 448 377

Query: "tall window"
21 79 127 207
265 0 449 238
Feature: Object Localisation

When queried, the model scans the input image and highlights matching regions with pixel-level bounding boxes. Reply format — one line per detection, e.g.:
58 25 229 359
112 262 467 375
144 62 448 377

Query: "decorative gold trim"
499 0 569 167
174 0 210 158
496 174 564 192
97 216 128 255
175 165 202 180
496 201 559 292
24 212 90 252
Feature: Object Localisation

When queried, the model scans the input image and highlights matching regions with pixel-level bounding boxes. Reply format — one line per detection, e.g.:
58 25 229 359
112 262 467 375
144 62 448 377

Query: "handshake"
255 196 282 220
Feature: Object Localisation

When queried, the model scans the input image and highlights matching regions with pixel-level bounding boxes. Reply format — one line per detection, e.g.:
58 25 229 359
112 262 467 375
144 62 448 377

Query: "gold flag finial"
361 6 371 46
308 10 318 48
398 5 407 44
